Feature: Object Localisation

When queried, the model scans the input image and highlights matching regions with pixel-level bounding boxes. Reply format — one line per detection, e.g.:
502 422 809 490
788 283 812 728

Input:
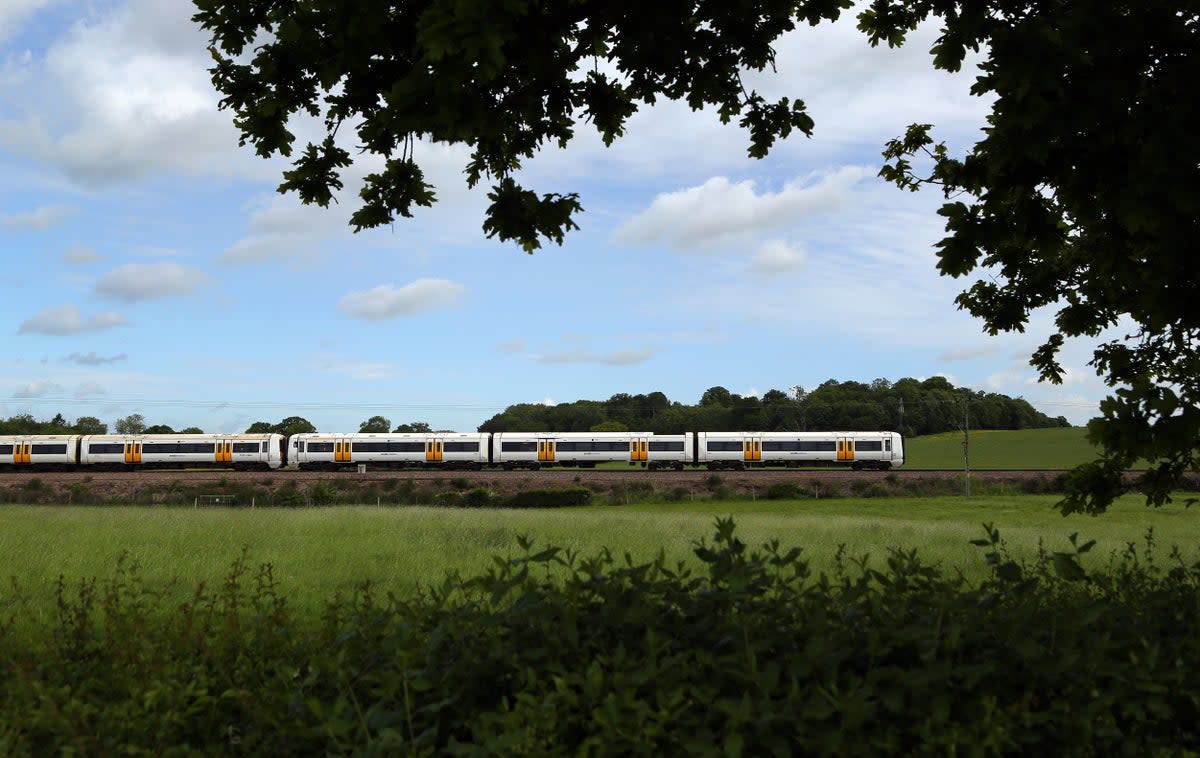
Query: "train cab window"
885 440 892 452
262 442 268 453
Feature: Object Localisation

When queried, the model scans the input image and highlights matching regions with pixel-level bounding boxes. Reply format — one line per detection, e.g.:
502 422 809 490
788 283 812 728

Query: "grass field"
905 427 1101 469
3 494 1197 638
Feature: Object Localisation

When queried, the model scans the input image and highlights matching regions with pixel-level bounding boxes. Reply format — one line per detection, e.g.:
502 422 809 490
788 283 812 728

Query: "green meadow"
3 494 1197 636
905 426 1101 469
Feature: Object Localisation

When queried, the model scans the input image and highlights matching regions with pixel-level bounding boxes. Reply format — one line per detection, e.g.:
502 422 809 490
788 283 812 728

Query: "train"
0 430 904 472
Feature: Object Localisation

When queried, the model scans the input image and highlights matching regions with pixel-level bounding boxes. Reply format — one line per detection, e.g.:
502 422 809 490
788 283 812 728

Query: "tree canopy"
861 0 1200 512
193 0 1199 511
477 380 1066 436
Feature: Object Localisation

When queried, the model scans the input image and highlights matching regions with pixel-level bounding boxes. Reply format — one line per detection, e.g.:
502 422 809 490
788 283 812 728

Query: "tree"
180 427 205 434
273 417 317 436
359 415 392 433
590 420 629 432
195 0 1197 511
144 424 176 434
115 414 146 435
193 0 842 252
860 0 1200 512
393 421 432 433
74 416 108 435
245 422 273 434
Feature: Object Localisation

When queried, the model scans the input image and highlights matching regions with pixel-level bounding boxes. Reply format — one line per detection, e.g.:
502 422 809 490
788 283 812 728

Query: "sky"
0 0 1109 434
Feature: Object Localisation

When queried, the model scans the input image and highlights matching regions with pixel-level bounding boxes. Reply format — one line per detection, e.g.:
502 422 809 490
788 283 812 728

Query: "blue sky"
1 0 1106 433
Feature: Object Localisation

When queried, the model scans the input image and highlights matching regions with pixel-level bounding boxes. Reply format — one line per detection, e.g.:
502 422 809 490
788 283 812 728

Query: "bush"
308 480 336 506
461 488 495 508
764 482 803 500
3 521 1200 754
504 487 592 508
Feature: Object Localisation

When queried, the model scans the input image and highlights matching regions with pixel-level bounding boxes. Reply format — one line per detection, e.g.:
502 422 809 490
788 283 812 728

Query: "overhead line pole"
962 392 971 497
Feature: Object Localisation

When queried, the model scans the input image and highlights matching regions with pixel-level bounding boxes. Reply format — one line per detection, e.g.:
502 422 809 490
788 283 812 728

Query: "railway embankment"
0 468 1094 506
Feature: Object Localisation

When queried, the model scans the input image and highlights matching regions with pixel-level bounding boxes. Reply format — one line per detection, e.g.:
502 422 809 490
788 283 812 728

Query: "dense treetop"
477 377 1068 435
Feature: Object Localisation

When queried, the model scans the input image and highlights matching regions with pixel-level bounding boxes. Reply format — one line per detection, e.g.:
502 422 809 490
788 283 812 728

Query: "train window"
443 442 479 453
501 441 537 452
0 444 12 455
885 440 892 452
387 442 425 453
706 441 744 452
648 441 684 451
30 444 68 455
87 443 125 454
143 443 219 454
856 441 883 452
232 443 259 454
261 442 268 453
307 442 335 453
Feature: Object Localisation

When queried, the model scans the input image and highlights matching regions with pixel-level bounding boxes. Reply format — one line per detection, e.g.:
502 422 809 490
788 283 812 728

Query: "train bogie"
79 434 285 470
290 432 490 469
492 432 693 470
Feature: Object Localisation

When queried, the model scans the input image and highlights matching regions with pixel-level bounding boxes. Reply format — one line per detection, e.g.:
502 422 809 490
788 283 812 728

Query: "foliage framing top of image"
192 0 1200 513
191 0 851 251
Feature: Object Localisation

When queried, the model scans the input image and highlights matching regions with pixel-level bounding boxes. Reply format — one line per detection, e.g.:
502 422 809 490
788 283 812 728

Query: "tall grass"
2 496 1196 627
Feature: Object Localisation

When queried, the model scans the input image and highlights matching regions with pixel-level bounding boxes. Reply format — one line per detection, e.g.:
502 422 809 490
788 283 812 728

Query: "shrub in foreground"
1 522 1199 754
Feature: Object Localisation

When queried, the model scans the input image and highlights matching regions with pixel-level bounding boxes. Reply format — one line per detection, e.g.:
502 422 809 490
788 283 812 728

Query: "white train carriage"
696 431 904 470
289 432 490 469
0 435 80 469
80 433 285 470
493 431 694 470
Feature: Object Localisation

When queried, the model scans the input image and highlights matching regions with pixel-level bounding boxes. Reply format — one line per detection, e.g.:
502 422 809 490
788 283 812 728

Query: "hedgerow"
1 520 1199 754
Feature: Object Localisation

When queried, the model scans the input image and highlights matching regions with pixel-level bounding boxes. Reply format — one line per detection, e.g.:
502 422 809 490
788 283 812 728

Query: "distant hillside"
906 428 1100 470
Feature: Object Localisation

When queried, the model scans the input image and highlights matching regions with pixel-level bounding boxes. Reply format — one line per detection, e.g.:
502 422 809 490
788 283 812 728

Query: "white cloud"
17 304 127 335
337 279 467 320
615 166 871 250
12 379 63 398
93 262 211 302
319 360 396 380
215 194 344 265
1 204 73 231
0 0 260 186
61 243 102 264
538 347 654 365
0 0 56 43
942 345 1006 362
497 338 526 354
746 239 807 277
65 352 128 366
74 382 108 397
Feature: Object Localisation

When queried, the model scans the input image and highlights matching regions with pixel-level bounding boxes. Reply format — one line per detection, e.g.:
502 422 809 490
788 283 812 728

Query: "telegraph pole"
962 392 971 497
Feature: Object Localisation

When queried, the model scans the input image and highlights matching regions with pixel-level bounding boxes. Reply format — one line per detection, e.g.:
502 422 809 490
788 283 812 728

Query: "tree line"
478 377 1070 436
0 378 1067 439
